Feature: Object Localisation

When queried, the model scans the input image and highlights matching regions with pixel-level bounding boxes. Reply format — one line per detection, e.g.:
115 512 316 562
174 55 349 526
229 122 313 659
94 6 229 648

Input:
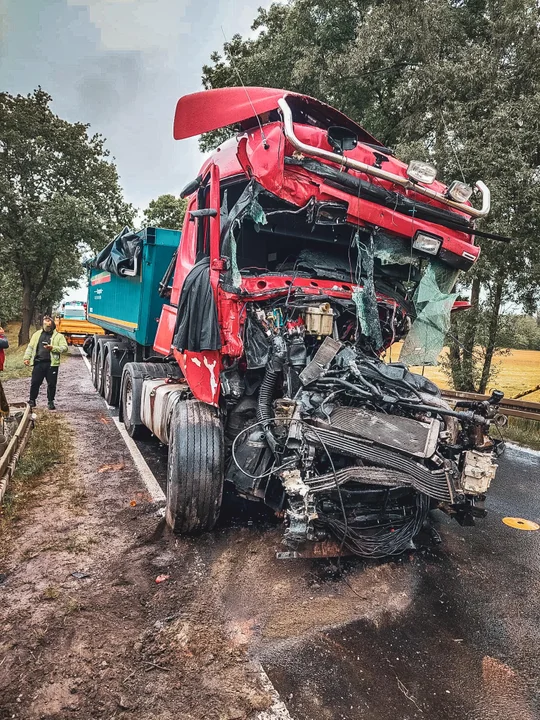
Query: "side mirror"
327 126 358 154
189 208 218 221
180 175 203 198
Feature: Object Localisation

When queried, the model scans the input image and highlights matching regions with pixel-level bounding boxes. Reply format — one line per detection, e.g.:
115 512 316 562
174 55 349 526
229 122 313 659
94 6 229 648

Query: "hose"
256 335 287 453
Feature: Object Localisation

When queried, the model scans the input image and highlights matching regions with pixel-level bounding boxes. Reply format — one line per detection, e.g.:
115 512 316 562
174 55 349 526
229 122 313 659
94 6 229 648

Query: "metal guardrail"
441 390 540 422
0 403 34 504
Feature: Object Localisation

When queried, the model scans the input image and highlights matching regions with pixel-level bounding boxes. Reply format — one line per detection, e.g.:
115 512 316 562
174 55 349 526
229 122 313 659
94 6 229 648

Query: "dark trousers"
30 361 59 403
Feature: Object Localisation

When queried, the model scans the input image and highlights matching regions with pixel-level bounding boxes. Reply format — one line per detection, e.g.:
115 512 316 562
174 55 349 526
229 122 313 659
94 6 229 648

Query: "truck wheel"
121 364 146 438
166 400 224 534
91 341 101 390
96 345 106 397
103 350 120 406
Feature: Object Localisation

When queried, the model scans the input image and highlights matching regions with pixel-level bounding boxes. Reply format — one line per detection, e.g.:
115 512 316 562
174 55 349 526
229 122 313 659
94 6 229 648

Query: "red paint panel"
154 304 177 356
173 87 380 145
173 349 221 406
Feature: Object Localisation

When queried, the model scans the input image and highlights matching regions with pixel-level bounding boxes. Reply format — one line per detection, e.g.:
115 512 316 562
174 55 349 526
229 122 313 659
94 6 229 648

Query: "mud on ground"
0 355 417 719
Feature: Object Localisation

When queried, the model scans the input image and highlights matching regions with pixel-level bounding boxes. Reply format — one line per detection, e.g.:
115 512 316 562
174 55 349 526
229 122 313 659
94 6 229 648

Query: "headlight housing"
447 180 473 203
407 160 437 184
412 231 442 255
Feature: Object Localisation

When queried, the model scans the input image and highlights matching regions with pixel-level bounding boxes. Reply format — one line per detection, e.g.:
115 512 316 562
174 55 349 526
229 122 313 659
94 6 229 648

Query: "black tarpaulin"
91 226 142 277
173 257 221 353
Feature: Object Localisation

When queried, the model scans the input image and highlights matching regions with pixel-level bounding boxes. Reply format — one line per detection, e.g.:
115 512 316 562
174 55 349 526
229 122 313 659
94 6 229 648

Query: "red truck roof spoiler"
173 87 382 146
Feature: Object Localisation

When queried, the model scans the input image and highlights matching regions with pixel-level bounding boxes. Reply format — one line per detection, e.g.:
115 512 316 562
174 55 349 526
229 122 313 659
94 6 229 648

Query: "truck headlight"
412 231 442 255
407 160 437 184
447 180 473 203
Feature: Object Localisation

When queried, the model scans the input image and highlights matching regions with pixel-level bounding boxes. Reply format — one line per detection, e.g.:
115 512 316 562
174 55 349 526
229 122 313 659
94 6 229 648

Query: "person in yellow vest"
23 316 68 410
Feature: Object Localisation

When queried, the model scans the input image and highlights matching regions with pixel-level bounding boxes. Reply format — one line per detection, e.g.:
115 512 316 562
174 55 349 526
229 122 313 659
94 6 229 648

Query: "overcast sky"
0 0 273 212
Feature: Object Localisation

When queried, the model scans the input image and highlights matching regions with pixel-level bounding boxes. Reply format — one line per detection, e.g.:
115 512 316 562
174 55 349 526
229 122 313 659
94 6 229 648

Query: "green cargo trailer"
87 226 180 406
87 227 178 347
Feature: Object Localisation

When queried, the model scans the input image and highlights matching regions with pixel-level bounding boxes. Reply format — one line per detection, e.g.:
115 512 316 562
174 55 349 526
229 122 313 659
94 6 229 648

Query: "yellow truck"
55 301 105 347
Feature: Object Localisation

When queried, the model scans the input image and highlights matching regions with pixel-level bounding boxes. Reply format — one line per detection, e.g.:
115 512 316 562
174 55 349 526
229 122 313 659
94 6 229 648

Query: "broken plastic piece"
399 262 459 366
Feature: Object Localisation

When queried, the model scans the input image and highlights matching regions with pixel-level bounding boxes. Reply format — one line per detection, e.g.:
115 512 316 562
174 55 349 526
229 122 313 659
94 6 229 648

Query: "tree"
202 0 540 391
0 89 134 345
0 266 21 326
143 194 187 230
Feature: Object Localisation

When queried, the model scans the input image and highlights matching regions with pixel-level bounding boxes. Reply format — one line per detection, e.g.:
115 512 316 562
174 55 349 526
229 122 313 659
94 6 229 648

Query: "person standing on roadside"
0 324 9 415
0 324 8 372
23 316 68 410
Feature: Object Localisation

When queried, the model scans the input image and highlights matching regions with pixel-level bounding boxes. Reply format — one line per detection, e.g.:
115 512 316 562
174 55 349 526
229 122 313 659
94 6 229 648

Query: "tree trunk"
478 280 504 394
459 276 481 391
446 312 464 388
18 282 34 346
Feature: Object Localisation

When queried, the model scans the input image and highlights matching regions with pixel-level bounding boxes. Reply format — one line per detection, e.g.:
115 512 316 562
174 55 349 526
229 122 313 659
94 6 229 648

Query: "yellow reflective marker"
502 517 540 531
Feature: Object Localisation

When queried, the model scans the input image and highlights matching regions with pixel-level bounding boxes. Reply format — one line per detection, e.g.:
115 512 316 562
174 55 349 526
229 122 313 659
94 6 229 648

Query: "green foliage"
143 194 187 230
0 267 21 324
202 0 540 390
497 314 540 350
496 416 540 452
0 88 135 344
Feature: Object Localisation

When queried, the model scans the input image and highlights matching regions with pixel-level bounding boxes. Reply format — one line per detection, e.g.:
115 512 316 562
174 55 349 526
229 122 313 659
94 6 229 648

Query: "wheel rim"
125 378 133 420
105 358 111 398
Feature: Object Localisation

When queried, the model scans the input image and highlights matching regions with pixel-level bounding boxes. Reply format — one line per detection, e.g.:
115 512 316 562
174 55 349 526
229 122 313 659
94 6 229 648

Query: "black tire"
103 350 120 406
119 362 178 437
120 364 147 438
91 341 101 390
96 344 106 397
166 400 224 534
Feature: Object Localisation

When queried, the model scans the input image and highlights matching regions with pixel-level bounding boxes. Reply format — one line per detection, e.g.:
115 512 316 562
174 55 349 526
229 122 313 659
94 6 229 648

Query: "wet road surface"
260 446 540 720
135 427 540 719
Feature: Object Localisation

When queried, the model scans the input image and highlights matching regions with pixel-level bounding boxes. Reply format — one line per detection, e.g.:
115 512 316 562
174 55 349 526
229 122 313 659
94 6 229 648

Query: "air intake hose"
257 335 287 453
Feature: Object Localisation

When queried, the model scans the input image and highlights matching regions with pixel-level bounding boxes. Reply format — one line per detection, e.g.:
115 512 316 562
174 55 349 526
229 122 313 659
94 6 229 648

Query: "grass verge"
2 323 34 381
0 411 73 557
498 416 540 452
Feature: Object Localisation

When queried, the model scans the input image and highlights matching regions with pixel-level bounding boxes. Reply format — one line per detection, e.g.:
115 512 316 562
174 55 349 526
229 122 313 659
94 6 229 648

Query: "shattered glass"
399 261 459 366
372 232 417 267
353 233 384 351
221 180 267 289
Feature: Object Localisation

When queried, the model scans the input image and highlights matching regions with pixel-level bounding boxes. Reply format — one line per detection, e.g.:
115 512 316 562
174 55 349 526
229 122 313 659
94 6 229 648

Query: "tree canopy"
202 0 540 390
142 194 187 230
0 88 134 344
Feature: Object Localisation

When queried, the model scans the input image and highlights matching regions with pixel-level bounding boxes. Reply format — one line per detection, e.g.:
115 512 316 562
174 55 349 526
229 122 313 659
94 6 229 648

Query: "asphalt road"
260 445 540 720
136 429 540 720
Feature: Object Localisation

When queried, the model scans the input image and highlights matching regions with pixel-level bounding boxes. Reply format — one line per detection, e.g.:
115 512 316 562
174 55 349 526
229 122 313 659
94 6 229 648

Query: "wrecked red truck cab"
107 88 504 558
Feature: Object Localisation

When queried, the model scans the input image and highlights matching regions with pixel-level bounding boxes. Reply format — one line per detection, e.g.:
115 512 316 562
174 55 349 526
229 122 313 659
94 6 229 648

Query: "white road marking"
255 667 294 719
110 416 166 502
78 346 165 502
78 347 293 718
79 345 92 373
506 442 540 457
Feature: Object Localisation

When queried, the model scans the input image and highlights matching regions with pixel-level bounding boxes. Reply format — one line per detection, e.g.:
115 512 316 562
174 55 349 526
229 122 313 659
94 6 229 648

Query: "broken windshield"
220 179 459 361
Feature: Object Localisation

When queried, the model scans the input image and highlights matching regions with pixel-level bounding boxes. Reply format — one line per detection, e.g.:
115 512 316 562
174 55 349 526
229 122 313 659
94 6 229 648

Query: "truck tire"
121 364 147 438
166 400 224 534
103 350 120 406
120 362 182 438
91 340 101 390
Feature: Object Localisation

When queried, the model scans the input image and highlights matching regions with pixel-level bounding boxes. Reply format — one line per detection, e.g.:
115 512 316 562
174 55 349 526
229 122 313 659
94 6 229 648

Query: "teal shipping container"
87 227 179 347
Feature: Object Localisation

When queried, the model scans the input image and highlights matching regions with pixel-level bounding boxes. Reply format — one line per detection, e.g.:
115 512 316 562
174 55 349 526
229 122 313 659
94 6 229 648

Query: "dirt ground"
0 354 415 720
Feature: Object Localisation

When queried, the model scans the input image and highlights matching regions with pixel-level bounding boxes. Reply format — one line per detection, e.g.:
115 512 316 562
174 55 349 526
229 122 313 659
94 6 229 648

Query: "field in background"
389 344 540 401
1 323 33 382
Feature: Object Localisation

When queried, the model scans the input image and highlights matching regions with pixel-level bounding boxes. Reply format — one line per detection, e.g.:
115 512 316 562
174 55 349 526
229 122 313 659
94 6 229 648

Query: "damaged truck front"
105 87 505 558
